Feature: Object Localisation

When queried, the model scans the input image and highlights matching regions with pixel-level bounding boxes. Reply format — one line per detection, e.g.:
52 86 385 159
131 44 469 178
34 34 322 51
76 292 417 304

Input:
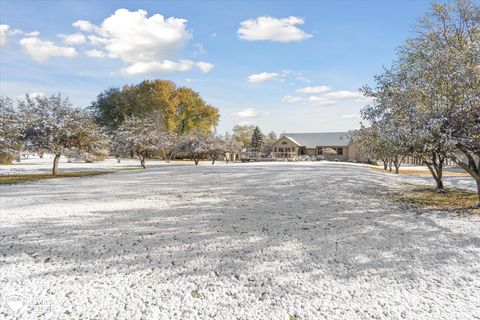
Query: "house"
271 132 366 162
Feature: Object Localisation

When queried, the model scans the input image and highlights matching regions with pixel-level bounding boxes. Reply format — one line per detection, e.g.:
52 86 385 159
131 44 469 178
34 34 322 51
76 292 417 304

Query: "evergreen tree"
251 126 264 152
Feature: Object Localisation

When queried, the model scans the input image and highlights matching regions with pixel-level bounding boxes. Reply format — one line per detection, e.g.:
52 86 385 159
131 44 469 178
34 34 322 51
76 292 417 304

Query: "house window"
281 141 287 145
337 147 343 155
317 148 322 155
274 147 277 152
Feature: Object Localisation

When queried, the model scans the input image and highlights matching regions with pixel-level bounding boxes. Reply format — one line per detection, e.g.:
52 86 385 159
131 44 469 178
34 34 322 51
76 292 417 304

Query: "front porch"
271 146 348 160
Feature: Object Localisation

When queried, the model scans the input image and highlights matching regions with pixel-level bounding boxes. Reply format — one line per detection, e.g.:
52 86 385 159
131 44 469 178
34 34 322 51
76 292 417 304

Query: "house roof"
282 132 350 148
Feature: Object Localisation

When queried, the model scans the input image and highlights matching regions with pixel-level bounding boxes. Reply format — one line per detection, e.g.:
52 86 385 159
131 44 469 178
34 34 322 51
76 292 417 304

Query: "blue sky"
0 0 432 134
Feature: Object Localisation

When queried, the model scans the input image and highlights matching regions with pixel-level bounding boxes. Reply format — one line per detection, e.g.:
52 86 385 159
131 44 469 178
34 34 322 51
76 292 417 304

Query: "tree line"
353 0 479 203
0 80 225 173
231 124 278 159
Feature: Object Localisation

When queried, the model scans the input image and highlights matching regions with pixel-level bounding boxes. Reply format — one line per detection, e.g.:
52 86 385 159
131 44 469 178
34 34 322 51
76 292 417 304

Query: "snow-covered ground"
0 157 161 175
0 161 479 319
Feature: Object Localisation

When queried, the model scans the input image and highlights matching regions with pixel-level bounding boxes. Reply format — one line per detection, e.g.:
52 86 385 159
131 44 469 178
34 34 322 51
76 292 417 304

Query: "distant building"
271 132 366 162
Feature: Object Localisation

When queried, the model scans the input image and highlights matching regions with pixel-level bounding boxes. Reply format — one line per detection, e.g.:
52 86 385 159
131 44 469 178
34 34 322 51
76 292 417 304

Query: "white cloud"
58 33 86 45
87 34 109 46
0 24 9 46
20 37 77 62
1 25 40 46
85 49 107 58
238 16 312 42
284 86 370 107
72 20 98 33
248 72 280 83
282 95 304 103
194 43 206 55
16 92 45 100
296 76 311 83
237 121 254 126
296 85 331 94
74 9 189 61
121 60 213 76
8 28 24 36
195 61 214 73
235 108 257 118
307 96 336 106
341 114 360 119
25 31 40 37
72 9 212 75
323 90 365 100
29 92 45 97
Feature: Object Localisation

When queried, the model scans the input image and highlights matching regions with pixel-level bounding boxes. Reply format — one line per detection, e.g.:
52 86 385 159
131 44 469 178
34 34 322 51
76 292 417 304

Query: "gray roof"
282 132 349 148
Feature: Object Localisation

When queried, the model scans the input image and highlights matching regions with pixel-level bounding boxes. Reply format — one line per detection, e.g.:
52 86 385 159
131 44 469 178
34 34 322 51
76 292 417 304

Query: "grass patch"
0 171 112 185
1 162 43 166
191 289 204 299
120 167 145 171
371 167 469 176
392 186 479 211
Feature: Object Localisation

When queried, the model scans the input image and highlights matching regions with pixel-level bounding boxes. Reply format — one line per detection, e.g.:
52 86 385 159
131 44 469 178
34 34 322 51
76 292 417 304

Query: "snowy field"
0 161 479 319
0 157 163 175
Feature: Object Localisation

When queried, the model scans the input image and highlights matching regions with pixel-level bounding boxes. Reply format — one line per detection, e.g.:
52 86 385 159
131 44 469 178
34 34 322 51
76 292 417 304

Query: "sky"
0 0 433 135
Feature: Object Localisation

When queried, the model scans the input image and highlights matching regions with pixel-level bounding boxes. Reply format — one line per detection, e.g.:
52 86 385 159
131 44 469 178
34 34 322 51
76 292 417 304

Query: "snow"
0 157 164 175
370 164 478 192
1 161 479 319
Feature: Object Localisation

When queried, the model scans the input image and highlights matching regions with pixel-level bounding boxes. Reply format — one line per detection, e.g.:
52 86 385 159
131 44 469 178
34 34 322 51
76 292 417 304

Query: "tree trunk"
393 155 406 174
450 149 480 205
477 180 480 206
389 160 392 172
194 157 199 165
162 149 171 163
394 159 400 174
436 179 444 191
383 160 388 170
426 154 445 192
211 154 218 165
139 156 146 169
52 154 61 175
